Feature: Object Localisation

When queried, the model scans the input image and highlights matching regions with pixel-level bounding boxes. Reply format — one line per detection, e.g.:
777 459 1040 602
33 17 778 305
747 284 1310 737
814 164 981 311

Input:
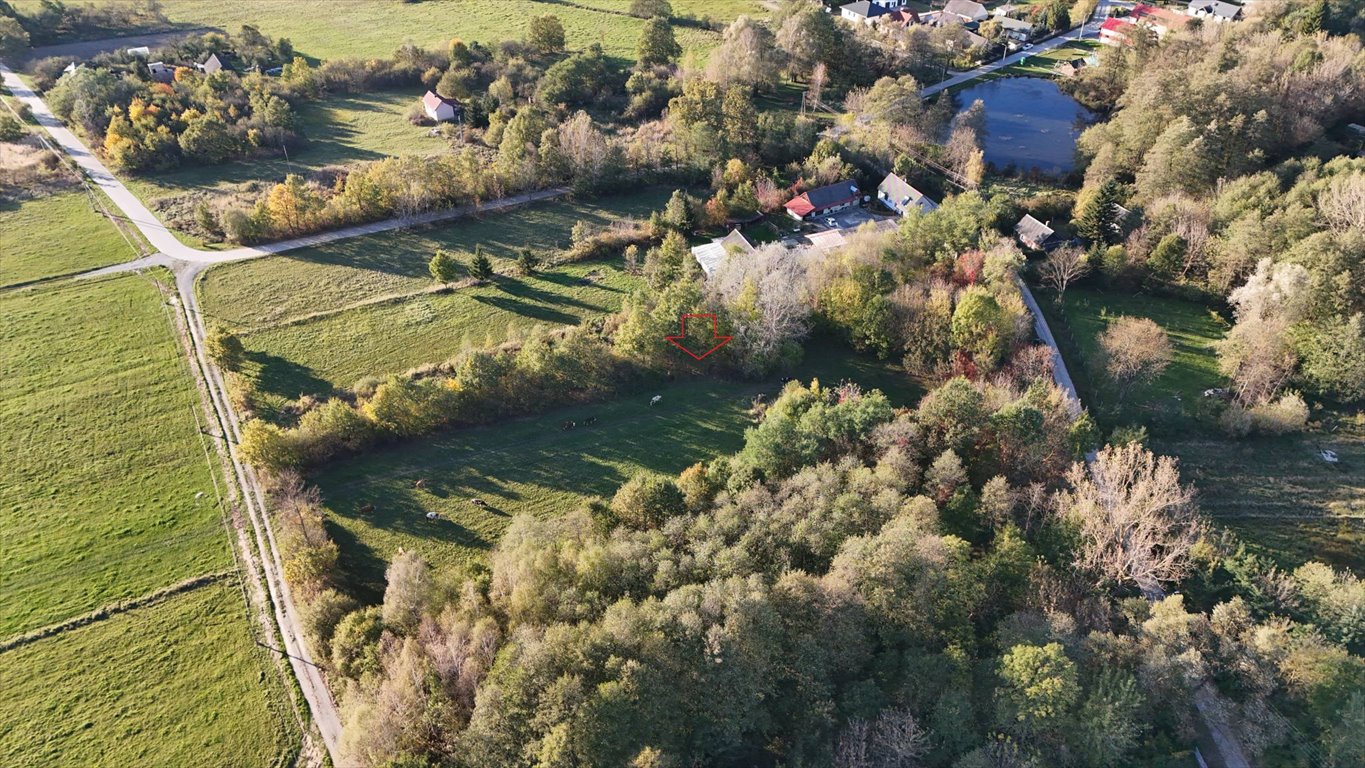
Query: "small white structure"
1320 449 1340 464
690 229 754 277
126 46 151 58
650 395 662 406
198 53 227 75
422 90 464 123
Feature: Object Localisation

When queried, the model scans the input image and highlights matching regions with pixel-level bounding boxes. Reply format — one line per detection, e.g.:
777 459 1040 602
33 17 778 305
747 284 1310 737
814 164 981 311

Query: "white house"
690 229 754 276
422 91 464 123
1187 0 1243 21
997 16 1035 40
877 173 939 215
840 1 892 25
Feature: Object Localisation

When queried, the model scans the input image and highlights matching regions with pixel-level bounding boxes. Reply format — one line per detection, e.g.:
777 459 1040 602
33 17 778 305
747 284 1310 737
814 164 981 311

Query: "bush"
206 326 246 371
1249 391 1310 434
0 115 25 143
609 473 686 529
303 589 358 659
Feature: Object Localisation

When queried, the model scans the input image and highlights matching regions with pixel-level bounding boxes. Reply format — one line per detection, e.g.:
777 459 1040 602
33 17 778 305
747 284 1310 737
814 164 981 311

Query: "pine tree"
517 247 540 275
470 245 494 281
1075 179 1123 245
429 249 461 283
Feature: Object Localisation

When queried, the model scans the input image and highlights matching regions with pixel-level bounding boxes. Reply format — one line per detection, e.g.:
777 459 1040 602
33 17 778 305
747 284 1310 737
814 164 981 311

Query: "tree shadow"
247 350 334 400
469 293 581 325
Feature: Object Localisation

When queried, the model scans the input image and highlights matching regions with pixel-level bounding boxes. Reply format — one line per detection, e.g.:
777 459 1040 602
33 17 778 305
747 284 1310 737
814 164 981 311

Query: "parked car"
825 217 837 227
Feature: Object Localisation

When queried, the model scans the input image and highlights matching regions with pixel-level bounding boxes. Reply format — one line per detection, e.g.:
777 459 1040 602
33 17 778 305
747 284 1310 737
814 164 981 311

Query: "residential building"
1099 17 1138 45
877 173 939 215
785 180 861 220
1129 3 1191 36
1187 0 1243 21
422 91 465 123
997 16 1035 40
690 229 755 276
840 1 893 25
942 0 989 22
880 8 923 26
1015 214 1058 250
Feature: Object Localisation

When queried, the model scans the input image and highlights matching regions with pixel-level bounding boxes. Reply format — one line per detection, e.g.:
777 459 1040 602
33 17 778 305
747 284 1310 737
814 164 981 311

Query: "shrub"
303 588 358 659
206 325 246 371
609 473 686 529
1249 391 1310 434
0 115 25 143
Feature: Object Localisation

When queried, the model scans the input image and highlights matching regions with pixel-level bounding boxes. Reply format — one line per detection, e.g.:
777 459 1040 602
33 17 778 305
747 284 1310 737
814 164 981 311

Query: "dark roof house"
1014 214 1058 250
840 1 893 24
877 173 939 215
785 180 862 220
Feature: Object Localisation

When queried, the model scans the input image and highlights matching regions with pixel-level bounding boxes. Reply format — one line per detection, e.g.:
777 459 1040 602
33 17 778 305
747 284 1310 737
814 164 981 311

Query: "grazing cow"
561 420 576 431
470 498 487 507
359 503 375 514
650 395 662 406
425 511 439 520
584 416 598 426
414 479 427 490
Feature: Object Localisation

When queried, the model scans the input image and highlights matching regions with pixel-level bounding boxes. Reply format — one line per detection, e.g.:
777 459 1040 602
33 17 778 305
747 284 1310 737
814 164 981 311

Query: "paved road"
919 0 1112 98
2 60 565 767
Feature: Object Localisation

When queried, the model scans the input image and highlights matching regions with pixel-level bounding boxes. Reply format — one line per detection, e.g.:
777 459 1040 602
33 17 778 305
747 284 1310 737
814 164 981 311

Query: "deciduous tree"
1097 316 1171 401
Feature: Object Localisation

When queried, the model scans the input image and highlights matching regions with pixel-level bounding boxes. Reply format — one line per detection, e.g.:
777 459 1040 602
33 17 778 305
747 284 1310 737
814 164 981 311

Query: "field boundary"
0 571 233 654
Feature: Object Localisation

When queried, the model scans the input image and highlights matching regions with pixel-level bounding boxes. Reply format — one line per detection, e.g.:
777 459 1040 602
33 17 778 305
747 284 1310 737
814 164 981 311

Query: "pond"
953 77 1096 175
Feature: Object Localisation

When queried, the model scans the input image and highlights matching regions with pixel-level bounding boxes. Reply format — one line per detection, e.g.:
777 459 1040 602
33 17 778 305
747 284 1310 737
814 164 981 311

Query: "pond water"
953 77 1095 175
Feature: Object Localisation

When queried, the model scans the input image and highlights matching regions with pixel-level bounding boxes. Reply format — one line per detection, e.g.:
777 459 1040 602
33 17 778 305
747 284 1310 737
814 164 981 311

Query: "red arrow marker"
665 313 733 360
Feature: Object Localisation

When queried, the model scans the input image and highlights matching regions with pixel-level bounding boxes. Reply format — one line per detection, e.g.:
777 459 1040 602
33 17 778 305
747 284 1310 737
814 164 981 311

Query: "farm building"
785 180 862 221
422 91 465 123
877 173 939 215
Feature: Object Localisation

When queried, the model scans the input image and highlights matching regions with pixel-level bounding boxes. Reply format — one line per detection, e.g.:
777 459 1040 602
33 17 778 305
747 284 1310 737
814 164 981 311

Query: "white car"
825 217 837 227
1023 42 1034 50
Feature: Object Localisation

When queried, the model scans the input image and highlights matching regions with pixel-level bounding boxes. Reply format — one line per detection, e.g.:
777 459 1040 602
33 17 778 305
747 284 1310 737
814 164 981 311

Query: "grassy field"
1041 285 1229 434
0 191 134 287
0 275 225 636
0 582 297 768
199 190 671 328
242 258 643 399
135 0 745 62
313 342 923 600
1006 40 1101 78
1040 284 1365 571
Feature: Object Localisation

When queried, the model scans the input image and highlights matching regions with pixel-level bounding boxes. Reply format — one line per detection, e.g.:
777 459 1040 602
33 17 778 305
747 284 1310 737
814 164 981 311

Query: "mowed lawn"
313 343 922 601
0 275 225 636
1041 286 1229 434
147 0 737 61
0 191 134 287
199 190 671 328
0 582 297 768
242 259 643 399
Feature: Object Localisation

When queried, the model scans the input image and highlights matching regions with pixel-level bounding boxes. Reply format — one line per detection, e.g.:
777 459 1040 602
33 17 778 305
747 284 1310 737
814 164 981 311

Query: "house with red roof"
1099 16 1137 45
785 180 862 220
1129 3 1190 35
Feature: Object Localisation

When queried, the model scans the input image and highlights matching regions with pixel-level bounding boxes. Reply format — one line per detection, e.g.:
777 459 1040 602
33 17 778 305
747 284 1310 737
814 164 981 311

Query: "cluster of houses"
96 46 240 84
1100 0 1244 45
688 173 940 276
838 0 1038 51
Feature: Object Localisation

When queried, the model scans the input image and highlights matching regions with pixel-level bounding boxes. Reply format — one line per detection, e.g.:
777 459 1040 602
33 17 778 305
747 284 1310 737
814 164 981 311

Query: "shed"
148 61 175 83
199 53 228 74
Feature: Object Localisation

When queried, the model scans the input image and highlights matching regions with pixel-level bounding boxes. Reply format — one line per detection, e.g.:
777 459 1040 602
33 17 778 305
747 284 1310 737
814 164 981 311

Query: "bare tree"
835 719 871 768
869 708 930 767
1319 172 1365 234
1057 443 1204 596
809 61 827 108
706 243 816 375
1216 258 1310 405
1038 245 1089 302
1098 316 1172 401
